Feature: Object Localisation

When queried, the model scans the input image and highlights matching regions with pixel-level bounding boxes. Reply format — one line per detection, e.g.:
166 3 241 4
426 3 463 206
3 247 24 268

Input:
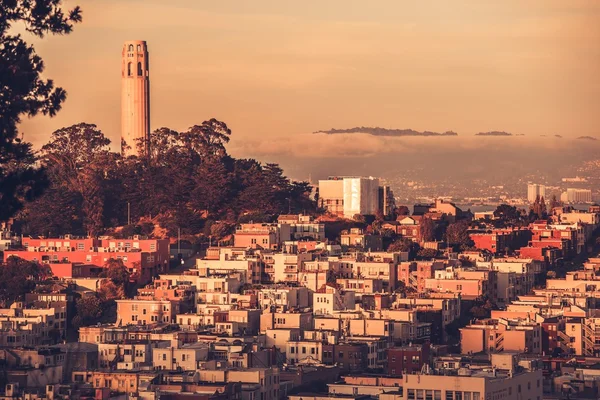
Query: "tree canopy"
0 0 81 222
0 256 50 307
446 220 474 250
17 121 316 237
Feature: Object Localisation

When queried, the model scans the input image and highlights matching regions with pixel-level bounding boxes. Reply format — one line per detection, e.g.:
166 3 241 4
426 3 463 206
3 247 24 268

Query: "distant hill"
577 136 597 141
314 127 458 137
475 131 513 136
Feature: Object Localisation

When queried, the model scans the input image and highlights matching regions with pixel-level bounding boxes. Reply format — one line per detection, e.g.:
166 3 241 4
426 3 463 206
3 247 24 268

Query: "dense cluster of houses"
1 203 600 400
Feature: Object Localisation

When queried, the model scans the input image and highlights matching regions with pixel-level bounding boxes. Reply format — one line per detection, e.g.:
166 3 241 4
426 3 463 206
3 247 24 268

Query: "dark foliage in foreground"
18 122 316 236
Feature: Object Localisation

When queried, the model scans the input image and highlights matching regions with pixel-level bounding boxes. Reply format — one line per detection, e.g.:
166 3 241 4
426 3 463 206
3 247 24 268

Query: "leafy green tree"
549 195 561 209
101 259 130 287
17 116 316 236
0 257 50 306
388 238 414 253
353 214 366 223
0 0 81 221
417 248 438 259
72 296 102 328
97 280 125 302
394 206 410 219
23 124 113 235
493 204 522 224
419 216 435 242
446 220 474 250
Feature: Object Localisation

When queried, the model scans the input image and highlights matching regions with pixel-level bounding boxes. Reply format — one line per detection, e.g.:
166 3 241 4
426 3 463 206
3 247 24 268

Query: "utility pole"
178 227 181 255
127 202 131 225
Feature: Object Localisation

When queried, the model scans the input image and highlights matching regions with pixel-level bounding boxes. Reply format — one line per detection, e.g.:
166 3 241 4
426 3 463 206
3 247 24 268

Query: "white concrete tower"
121 40 150 156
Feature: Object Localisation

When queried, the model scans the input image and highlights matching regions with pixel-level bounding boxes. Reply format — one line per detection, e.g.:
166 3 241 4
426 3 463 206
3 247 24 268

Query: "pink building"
234 224 285 249
4 236 170 284
425 278 486 300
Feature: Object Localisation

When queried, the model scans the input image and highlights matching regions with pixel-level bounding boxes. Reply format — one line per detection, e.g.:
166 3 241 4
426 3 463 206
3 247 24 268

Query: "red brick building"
322 342 369 373
387 342 430 375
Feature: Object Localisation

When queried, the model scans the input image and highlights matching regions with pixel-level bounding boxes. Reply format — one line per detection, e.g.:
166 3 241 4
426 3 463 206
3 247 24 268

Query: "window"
137 62 143 76
137 44 141 52
128 44 134 52
127 62 132 76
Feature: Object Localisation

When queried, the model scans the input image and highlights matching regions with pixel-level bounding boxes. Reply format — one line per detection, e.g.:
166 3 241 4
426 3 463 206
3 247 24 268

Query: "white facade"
342 177 380 218
318 176 381 218
527 184 545 203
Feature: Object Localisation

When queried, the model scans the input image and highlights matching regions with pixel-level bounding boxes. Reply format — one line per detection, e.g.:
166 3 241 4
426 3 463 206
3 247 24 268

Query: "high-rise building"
565 188 592 204
527 183 545 203
318 176 381 218
121 40 150 156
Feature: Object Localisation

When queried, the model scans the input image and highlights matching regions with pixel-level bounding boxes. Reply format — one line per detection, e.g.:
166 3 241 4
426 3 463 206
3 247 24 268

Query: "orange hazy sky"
20 0 600 152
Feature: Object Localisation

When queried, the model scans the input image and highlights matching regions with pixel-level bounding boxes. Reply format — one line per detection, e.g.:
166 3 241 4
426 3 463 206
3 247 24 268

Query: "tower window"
128 44 134 52
127 62 132 76
137 62 143 76
137 44 141 52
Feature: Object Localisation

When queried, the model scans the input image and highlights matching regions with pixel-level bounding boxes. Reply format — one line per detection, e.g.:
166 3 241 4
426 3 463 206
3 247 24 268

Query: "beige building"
197 368 280 400
260 310 313 332
257 286 311 310
348 318 393 339
336 278 384 295
400 367 542 400
152 344 209 371
286 340 324 364
115 299 176 326
121 40 150 156
98 342 153 369
264 328 301 354
460 317 542 355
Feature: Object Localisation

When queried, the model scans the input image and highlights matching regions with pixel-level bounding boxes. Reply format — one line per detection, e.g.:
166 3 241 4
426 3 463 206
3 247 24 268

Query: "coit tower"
121 40 150 156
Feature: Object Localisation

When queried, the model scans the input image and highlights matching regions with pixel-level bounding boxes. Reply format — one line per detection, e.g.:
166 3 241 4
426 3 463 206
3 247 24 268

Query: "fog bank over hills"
315 127 458 137
230 133 600 185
